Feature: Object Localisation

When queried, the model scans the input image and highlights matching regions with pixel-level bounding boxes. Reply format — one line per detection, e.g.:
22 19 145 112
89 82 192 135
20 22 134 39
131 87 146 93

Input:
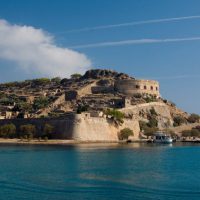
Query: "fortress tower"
114 79 160 97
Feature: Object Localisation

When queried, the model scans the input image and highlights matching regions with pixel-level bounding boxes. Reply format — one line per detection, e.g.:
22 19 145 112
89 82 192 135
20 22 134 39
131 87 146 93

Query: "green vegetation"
119 128 133 140
13 102 32 112
19 124 36 139
182 128 200 138
187 113 200 123
76 105 89 114
71 73 82 79
51 77 61 84
33 97 49 110
105 108 124 124
149 107 157 116
0 123 16 138
43 123 54 138
144 95 157 103
173 116 187 127
147 117 158 128
147 108 158 128
32 78 51 86
139 120 159 137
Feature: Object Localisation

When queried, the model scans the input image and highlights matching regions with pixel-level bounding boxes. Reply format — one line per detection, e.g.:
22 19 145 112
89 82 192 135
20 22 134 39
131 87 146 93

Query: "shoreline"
0 138 122 145
0 139 200 146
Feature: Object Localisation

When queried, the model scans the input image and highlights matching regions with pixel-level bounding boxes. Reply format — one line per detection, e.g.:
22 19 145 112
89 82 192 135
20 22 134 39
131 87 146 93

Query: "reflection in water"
0 143 200 200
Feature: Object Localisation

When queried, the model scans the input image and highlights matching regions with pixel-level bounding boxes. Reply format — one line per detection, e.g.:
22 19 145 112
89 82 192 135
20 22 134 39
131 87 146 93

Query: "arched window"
151 86 153 90
136 85 140 89
144 86 147 90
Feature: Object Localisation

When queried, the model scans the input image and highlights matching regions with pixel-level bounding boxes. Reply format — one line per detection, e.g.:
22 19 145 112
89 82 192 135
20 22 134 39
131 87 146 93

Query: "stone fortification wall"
73 114 140 141
114 79 160 97
0 113 140 141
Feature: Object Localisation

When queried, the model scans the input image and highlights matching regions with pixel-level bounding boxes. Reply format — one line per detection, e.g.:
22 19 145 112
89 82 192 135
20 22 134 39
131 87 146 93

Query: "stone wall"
114 79 160 97
0 113 140 141
91 86 114 94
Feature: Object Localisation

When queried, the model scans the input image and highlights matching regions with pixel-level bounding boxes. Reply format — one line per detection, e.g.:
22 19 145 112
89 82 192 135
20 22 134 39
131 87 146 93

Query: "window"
144 86 147 90
151 86 153 90
156 87 158 91
136 85 140 89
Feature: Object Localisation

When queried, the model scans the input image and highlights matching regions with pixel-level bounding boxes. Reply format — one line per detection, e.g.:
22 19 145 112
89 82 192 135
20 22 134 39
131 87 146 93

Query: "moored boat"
153 132 173 144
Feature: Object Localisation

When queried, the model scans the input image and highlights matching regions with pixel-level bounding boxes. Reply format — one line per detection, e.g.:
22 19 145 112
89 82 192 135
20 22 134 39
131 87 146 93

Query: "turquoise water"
0 143 200 200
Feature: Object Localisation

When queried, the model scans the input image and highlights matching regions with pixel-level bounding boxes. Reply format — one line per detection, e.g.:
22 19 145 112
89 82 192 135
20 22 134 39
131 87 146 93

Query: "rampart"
0 113 140 141
114 79 160 97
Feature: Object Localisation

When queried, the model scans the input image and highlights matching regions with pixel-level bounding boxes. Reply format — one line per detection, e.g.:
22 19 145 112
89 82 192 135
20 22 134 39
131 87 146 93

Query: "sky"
0 0 200 114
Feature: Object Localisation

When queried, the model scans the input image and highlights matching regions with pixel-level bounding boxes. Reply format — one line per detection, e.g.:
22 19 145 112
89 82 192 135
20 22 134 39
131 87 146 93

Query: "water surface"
0 143 200 200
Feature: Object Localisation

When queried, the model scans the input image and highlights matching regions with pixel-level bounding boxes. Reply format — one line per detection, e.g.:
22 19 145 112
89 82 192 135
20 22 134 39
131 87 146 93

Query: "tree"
43 123 54 138
150 107 157 116
173 116 187 127
105 109 124 124
32 78 51 86
191 129 200 137
139 120 158 137
188 114 200 123
33 97 49 110
12 102 32 112
0 123 16 138
147 117 158 128
119 128 133 140
76 105 89 114
51 77 61 84
20 124 36 138
70 73 82 79
182 130 191 137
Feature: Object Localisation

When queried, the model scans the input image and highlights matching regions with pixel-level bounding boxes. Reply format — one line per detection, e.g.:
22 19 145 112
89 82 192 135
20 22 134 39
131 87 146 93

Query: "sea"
0 143 200 200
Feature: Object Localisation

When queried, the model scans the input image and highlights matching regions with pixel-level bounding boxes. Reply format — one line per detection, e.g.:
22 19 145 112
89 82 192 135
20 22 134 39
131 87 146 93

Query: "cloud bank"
0 19 91 77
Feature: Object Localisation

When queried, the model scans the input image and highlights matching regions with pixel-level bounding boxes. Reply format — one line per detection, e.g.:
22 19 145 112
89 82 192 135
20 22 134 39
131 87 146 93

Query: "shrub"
149 107 157 116
32 78 51 86
43 123 54 138
71 73 82 79
51 77 61 84
188 114 200 123
77 105 89 114
33 97 49 110
147 117 158 128
0 123 16 138
105 109 124 124
173 116 187 127
12 102 32 112
139 120 158 136
119 128 133 140
144 127 159 137
182 130 191 137
20 124 36 138
191 129 200 137
139 121 147 130
144 95 157 103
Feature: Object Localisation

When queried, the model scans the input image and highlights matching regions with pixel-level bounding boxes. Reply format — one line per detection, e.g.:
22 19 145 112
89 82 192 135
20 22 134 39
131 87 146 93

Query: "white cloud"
0 19 92 77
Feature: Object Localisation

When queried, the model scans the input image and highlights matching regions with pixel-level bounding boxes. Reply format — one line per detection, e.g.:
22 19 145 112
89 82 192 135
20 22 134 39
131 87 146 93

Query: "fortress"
114 79 160 97
1 69 190 142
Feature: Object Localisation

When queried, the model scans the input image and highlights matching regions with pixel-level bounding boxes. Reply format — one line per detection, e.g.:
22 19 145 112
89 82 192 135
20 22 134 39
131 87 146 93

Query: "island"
0 69 199 143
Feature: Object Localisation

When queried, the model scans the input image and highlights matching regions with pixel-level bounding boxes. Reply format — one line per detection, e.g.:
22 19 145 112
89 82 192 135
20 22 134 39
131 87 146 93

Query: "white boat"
153 132 173 144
